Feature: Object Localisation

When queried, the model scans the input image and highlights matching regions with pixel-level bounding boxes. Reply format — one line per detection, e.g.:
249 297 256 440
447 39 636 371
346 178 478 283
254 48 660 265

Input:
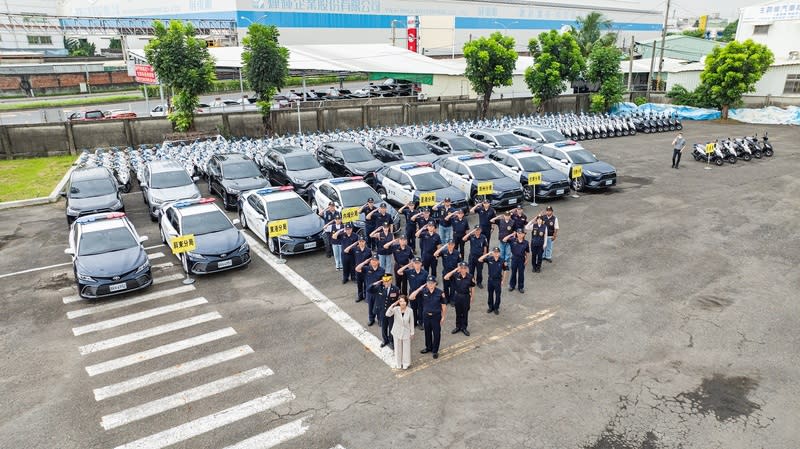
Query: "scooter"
733 137 754 161
692 142 724 166
743 135 763 159
718 139 738 164
761 132 774 157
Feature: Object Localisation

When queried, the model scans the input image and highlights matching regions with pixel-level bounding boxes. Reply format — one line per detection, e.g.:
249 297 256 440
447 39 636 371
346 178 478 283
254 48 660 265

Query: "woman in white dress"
386 296 415 369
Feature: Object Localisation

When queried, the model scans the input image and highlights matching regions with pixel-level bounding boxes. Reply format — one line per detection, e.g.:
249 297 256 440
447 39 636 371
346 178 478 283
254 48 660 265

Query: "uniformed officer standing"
462 225 489 289
416 221 442 278
397 257 428 329
319 202 338 258
433 239 461 302
490 210 515 264
366 202 392 250
370 221 395 275
525 215 548 273
329 214 344 270
448 208 469 258
504 229 530 293
369 274 400 348
432 198 454 244
359 198 377 249
356 255 385 326
409 207 433 246
470 199 496 242
398 201 418 251
385 235 414 294
336 223 359 284
349 236 371 302
539 206 559 263
444 262 476 336
510 205 528 231
479 247 508 314
409 276 447 359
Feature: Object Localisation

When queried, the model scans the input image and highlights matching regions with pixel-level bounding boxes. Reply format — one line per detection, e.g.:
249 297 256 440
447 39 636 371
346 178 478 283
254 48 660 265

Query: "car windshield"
340 186 379 207
341 147 374 163
268 197 312 220
400 142 432 156
541 130 566 143
469 163 505 180
517 155 553 172
448 137 478 151
151 170 192 189
285 154 321 170
495 134 523 146
223 162 261 179
411 172 450 190
78 227 137 256
181 211 232 235
69 179 116 199
568 150 599 164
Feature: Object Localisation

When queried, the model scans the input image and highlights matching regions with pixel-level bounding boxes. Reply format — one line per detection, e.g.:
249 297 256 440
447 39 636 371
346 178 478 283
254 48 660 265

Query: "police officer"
444 261 476 336
448 208 469 259
337 223 359 284
359 198 377 249
503 228 530 293
409 276 447 359
356 255 385 326
490 210 515 264
349 236 371 302
397 201 418 251
369 274 400 348
479 247 508 314
366 202 392 250
370 220 395 275
329 214 344 270
319 201 338 258
397 257 428 329
462 225 488 289
416 220 442 278
432 198 454 244
384 235 414 294
525 215 548 273
433 239 461 302
470 198 496 242
510 205 528 231
538 206 559 263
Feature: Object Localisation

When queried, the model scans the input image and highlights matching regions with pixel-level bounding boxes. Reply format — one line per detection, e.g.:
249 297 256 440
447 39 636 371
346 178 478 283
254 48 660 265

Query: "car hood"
77 246 146 277
347 159 384 174
194 228 244 255
521 168 569 183
286 213 325 236
287 167 332 183
403 154 440 164
68 192 119 212
582 161 616 174
152 184 200 202
477 176 521 192
222 177 270 192
428 186 468 203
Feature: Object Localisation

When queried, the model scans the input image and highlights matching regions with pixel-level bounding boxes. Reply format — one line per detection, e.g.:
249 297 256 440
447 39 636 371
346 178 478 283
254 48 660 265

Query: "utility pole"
655 0 671 91
627 35 635 93
645 40 657 98
391 20 400 47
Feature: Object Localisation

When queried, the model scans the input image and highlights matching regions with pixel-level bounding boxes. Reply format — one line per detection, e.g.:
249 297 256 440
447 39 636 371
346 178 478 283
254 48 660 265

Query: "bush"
590 94 605 113
633 96 647 106
666 84 696 106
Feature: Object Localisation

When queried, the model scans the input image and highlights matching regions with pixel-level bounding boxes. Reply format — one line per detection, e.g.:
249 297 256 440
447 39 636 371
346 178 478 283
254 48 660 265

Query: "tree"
718 19 738 42
586 45 624 112
572 12 617 57
524 30 585 110
64 38 96 57
698 39 773 118
463 32 518 119
242 24 289 134
145 20 216 132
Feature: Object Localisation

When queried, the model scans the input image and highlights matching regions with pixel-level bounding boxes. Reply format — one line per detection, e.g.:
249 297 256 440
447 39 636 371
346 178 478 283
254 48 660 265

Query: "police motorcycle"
733 137 755 161
717 139 738 164
760 132 774 157
691 141 725 166
743 135 763 159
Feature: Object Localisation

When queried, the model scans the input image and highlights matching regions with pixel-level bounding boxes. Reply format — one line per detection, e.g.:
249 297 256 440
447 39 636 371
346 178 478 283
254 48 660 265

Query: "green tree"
524 30 585 110
242 23 289 134
586 45 624 112
64 38 96 57
698 39 773 118
463 32 518 119
571 12 617 57
718 19 738 42
145 20 216 132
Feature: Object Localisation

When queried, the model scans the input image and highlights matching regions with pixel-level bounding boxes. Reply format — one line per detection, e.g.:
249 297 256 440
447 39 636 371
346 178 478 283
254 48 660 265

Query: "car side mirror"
488 142 498 148
460 174 470 180
64 248 74 256
60 191 67 198
192 176 200 182
138 236 149 243
401 185 412 191
560 159 568 164
536 138 545 143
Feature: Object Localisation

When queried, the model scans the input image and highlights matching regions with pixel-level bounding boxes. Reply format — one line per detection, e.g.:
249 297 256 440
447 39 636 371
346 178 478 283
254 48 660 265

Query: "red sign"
407 16 418 53
134 64 158 85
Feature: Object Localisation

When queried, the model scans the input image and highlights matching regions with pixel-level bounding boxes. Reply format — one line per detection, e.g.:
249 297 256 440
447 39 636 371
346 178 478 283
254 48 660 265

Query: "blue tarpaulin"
611 102 721 120
612 102 800 125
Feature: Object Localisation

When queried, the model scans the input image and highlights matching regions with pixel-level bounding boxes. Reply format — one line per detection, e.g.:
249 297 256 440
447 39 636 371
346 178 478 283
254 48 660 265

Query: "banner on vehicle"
268 220 289 237
477 181 494 196
419 192 436 207
528 172 542 186
341 207 360 224
170 234 196 254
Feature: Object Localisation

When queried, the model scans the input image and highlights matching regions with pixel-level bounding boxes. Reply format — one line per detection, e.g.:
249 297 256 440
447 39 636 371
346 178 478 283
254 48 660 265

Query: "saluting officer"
359 198 377 249
470 198 496 242
366 202 392 250
432 198 454 244
434 239 461 302
448 208 469 258
525 215 548 273
539 206 559 263
479 247 508 314
510 205 528 231
337 223 359 284
409 276 447 359
369 274 400 349
444 261 476 336
319 201 338 258
329 214 345 270
385 235 414 294
350 236 371 302
490 210 515 264
356 255 385 326
463 225 489 289
370 220 395 275
397 257 428 329
504 228 530 293
398 201 418 251
416 220 442 278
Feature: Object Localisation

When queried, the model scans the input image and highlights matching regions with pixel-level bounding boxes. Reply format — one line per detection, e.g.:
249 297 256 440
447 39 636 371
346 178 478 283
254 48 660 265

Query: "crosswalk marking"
147 252 165 260
63 274 188 304
78 312 223 355
93 345 254 401
85 328 238 377
111 388 295 449
150 262 174 270
66 285 196 317
100 366 275 430
220 416 311 449
72 297 208 336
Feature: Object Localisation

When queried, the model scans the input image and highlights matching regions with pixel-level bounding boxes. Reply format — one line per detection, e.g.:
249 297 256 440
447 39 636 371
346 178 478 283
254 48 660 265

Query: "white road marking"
147 252 165 260
329 445 347 449
72 297 208 336
78 312 222 355
85 328 237 376
220 416 311 449
94 345 254 401
63 273 187 304
100 366 275 430
144 244 165 250
151 262 174 270
111 388 295 449
244 234 396 368
66 285 195 317
0 261 72 279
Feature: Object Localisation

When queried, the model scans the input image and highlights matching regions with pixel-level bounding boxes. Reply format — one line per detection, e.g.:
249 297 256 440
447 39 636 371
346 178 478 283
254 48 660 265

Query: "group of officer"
318 196 561 360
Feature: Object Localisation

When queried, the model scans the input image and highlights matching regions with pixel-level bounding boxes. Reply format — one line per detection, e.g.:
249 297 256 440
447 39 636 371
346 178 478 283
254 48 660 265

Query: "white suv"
435 154 524 207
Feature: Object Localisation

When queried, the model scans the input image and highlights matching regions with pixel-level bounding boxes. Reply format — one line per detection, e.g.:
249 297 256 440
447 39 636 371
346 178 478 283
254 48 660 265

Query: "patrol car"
159 198 250 275
309 176 401 232
238 186 326 255
465 128 528 152
373 162 468 209
534 141 617 191
64 167 124 224
140 160 202 221
372 136 440 164
65 212 152 299
487 148 571 200
510 125 569 145
435 154 524 208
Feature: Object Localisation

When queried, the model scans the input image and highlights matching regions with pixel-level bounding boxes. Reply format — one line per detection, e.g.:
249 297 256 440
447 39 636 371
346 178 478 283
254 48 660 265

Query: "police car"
309 176 401 232
65 212 152 299
534 141 617 191
373 162 468 209
465 128 528 152
487 148 571 200
435 154 524 207
159 198 250 275
238 186 326 255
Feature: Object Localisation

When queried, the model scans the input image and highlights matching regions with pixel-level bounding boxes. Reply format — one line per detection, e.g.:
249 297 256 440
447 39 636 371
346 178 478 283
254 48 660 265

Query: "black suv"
64 167 124 224
373 136 439 164
314 141 384 184
422 131 483 155
206 154 270 210
259 146 333 200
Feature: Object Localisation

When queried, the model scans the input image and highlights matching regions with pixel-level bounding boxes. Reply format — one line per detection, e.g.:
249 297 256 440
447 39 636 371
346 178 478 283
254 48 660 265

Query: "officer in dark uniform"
370 221 395 275
510 205 528 231
444 262 476 336
384 235 414 294
525 215 548 273
369 274 400 349
398 201 418 251
463 225 489 289
319 201 338 258
366 202 392 250
397 257 428 329
337 223 359 284
409 276 447 359
504 228 530 293
359 198 377 249
448 208 469 258
470 198 496 242
356 255 385 326
432 198 454 243
416 220 442 278
479 247 508 314
490 210 515 264
350 236 371 302
434 239 461 302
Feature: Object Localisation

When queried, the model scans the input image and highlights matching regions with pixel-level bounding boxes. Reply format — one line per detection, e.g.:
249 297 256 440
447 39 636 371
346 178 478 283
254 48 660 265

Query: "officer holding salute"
470 198 496 242
366 202 392 249
444 261 476 336
348 236 371 302
448 208 469 258
463 225 489 289
490 210 515 264
356 255 384 325
398 201 418 251
525 215 548 273
434 239 461 302
319 202 338 258
432 198 454 243
359 198 377 249
337 223 359 284
416 220 442 277
479 247 508 314
384 235 414 294
503 228 530 293
409 276 447 359
397 257 428 329
510 205 528 232
370 221 395 274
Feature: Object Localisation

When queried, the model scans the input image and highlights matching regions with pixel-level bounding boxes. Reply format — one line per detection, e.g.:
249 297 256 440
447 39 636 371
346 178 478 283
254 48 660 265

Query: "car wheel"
222 194 230 210
268 237 277 255
149 212 158 222
239 211 247 229
523 186 533 202
571 176 585 192
377 187 388 201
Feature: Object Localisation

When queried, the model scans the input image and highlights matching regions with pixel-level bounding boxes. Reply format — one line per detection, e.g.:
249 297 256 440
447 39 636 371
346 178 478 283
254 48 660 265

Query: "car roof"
326 141 367 150
261 191 300 202
271 146 304 155
327 179 371 191
213 153 252 163
390 164 436 176
546 142 586 152
471 128 511 136
514 125 553 132
148 160 185 172
425 131 461 139
173 203 222 217
382 136 420 144
462 158 493 167
78 215 129 232
71 167 113 181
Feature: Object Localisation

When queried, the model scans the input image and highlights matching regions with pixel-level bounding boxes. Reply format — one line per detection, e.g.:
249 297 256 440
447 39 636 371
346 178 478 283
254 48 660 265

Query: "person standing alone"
672 132 686 169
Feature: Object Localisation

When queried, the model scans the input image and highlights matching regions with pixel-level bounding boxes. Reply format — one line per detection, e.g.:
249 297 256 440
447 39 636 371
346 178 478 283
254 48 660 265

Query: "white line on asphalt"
329 445 347 449
78 312 222 355
94 345 254 401
220 416 311 449
0 250 167 280
73 297 208 336
144 244 165 250
111 388 295 449
62 273 187 304
66 285 195 317
147 252 165 260
244 234 396 369
151 262 174 270
85 328 237 376
100 366 275 430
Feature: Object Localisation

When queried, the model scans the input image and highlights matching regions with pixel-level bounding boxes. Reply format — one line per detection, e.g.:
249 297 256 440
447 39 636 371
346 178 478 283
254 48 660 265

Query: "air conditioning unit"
788 51 799 60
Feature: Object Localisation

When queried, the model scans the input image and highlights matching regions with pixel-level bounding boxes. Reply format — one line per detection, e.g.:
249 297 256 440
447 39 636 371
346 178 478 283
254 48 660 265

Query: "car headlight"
290 177 306 185
112 199 123 209
225 186 240 194
66 206 80 216
583 169 598 176
78 274 95 282
278 235 292 241
238 242 249 253
135 261 150 273
150 196 164 205
186 251 206 259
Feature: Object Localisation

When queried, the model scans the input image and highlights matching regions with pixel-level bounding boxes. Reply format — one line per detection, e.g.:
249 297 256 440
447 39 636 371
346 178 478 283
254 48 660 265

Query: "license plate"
218 260 233 268
108 283 127 292
605 180 613 185
303 242 317 249
556 189 565 195
508 198 517 204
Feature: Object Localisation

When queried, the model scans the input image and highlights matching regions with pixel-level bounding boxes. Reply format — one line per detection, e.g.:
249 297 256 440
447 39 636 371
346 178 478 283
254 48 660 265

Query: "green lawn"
0 155 76 202
0 94 143 112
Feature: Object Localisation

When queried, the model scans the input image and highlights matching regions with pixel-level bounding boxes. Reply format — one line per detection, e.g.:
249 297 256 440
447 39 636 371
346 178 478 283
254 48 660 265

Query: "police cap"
457 261 468 267
412 256 422 262
546 206 553 211
492 247 500 252
426 276 437 283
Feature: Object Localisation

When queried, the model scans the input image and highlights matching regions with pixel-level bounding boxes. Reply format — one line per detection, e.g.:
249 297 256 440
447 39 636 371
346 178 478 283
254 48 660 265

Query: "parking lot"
0 120 798 449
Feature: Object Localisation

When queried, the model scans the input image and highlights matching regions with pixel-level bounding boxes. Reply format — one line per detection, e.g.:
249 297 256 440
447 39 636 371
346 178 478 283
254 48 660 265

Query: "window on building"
784 74 800 94
27 35 53 45
753 25 770 34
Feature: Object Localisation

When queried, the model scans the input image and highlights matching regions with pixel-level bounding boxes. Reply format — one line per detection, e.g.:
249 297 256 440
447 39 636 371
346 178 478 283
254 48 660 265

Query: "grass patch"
0 155 76 202
0 94 143 112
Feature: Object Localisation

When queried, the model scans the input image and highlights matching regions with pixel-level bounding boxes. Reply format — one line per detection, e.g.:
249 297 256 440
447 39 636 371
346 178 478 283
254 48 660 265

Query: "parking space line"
66 285 195 316
244 234 396 369
111 388 295 449
220 416 311 449
85 328 238 376
94 345 254 401
147 252 165 260
329 445 347 449
78 312 223 355
73 297 208 336
63 274 188 304
0 261 72 279
144 244 165 250
100 365 275 430
151 262 174 270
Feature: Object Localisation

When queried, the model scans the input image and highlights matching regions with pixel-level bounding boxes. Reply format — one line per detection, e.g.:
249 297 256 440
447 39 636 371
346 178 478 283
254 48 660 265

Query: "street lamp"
240 15 268 26
390 19 401 47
